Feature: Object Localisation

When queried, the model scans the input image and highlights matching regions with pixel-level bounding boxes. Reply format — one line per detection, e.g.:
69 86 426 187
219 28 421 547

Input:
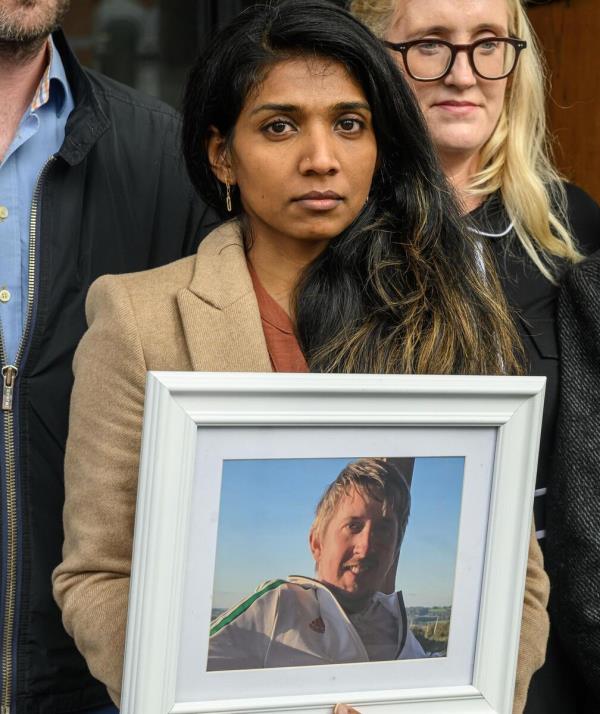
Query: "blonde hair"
310 458 411 552
350 0 582 281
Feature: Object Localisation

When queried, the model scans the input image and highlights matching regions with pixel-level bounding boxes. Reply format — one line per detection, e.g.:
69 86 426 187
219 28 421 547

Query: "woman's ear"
207 126 235 184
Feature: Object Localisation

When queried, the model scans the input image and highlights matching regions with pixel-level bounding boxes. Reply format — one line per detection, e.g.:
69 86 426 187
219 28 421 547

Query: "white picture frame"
121 372 545 714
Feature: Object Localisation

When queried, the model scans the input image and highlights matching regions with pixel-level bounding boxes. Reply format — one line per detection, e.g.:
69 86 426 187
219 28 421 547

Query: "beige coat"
52 221 549 711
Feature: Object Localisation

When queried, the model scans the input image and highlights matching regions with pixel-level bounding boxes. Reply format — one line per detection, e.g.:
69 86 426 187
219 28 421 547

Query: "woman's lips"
293 190 343 211
434 101 479 115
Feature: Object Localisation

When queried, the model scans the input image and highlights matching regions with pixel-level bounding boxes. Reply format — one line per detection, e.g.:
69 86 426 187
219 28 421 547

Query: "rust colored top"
248 263 309 373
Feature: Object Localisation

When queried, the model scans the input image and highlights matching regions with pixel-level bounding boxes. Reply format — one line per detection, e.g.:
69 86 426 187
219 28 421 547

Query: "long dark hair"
182 0 522 375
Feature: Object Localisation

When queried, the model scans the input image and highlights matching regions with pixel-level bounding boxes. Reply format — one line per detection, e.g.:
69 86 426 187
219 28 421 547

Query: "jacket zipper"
0 157 53 714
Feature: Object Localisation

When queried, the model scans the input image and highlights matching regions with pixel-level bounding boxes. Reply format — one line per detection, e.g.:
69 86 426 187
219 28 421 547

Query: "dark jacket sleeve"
546 249 600 702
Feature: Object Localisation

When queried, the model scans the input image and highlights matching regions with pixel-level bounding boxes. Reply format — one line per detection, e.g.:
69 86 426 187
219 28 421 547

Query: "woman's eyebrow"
250 101 371 116
332 101 371 113
405 23 506 38
250 103 298 115
407 25 448 37
471 23 507 35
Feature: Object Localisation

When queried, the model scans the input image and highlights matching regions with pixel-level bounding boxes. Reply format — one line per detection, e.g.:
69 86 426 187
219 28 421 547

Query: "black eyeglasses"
384 37 527 81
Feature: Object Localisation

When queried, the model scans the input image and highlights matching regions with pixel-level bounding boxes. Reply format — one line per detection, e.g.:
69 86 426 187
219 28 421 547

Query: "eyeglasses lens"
473 40 516 79
406 42 452 81
406 40 517 80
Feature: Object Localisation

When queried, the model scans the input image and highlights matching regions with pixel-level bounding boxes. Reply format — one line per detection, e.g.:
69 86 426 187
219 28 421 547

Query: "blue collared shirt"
0 36 75 365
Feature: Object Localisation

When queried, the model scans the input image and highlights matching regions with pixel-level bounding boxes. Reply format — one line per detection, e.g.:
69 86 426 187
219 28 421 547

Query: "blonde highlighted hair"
310 458 411 553
350 0 581 281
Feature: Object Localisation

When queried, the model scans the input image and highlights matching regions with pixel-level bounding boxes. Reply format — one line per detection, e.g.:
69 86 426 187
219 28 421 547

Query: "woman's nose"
444 50 478 89
299 131 341 175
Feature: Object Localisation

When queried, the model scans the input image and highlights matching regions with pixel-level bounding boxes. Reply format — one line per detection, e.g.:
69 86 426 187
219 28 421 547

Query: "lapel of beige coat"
177 221 273 373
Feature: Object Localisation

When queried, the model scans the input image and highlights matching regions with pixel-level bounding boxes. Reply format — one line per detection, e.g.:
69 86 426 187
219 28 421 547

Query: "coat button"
0 206 8 220
0 288 11 303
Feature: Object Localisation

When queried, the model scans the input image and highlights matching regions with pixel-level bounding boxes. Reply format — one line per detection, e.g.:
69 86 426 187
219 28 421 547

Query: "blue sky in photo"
211 456 464 611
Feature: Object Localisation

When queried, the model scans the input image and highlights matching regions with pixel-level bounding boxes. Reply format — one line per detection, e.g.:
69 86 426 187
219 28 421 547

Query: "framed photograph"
121 373 545 714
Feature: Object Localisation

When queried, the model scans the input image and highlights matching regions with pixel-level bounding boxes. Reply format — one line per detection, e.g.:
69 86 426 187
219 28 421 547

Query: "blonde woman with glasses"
351 1 600 713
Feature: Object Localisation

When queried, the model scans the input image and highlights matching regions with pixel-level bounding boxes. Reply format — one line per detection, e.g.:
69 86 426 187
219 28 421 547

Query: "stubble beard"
0 0 71 63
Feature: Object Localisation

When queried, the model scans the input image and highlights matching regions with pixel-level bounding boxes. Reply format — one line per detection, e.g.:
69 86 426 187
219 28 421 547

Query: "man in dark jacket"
547 250 600 714
0 2 218 711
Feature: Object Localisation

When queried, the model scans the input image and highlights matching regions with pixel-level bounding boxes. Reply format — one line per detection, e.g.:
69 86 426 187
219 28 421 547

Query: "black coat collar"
52 29 110 166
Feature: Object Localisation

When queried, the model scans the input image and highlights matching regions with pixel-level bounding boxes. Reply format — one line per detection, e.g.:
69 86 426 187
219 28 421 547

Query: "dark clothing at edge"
471 184 600 714
547 247 600 714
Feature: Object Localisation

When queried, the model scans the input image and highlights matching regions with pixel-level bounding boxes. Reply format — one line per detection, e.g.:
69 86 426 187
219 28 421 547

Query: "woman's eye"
417 41 444 54
263 119 295 136
479 40 500 53
337 117 364 133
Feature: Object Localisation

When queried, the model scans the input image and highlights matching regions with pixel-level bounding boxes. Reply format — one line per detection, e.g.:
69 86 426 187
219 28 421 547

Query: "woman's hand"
333 705 361 714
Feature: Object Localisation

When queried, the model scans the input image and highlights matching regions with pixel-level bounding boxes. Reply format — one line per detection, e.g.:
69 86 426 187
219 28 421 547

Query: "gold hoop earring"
225 180 232 213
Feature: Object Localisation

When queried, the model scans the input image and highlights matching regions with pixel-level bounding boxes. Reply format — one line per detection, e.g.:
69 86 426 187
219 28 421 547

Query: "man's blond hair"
310 458 411 553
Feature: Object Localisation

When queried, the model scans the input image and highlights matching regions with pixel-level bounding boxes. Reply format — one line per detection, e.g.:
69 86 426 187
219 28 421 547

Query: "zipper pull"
2 366 18 412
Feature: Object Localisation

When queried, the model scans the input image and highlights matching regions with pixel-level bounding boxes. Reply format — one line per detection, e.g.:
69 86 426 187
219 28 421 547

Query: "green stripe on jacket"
210 579 286 637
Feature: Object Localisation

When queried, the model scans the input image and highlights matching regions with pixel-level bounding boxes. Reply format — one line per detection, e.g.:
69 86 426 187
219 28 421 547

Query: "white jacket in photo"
208 575 426 671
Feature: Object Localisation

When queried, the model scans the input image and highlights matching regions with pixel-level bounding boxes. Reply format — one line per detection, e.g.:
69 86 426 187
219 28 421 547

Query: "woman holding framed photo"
53 1 549 711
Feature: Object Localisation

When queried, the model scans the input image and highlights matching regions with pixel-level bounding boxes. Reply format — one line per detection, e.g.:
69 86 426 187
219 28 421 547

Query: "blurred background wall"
62 1 256 107
62 0 600 203
529 0 600 203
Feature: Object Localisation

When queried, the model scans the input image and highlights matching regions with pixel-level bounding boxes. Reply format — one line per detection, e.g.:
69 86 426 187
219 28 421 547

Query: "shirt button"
0 288 11 303
0 206 8 220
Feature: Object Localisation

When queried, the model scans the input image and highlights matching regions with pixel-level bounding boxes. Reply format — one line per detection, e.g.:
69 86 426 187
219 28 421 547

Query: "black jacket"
546 249 600 713
472 184 600 536
471 184 600 714
0 31 218 713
